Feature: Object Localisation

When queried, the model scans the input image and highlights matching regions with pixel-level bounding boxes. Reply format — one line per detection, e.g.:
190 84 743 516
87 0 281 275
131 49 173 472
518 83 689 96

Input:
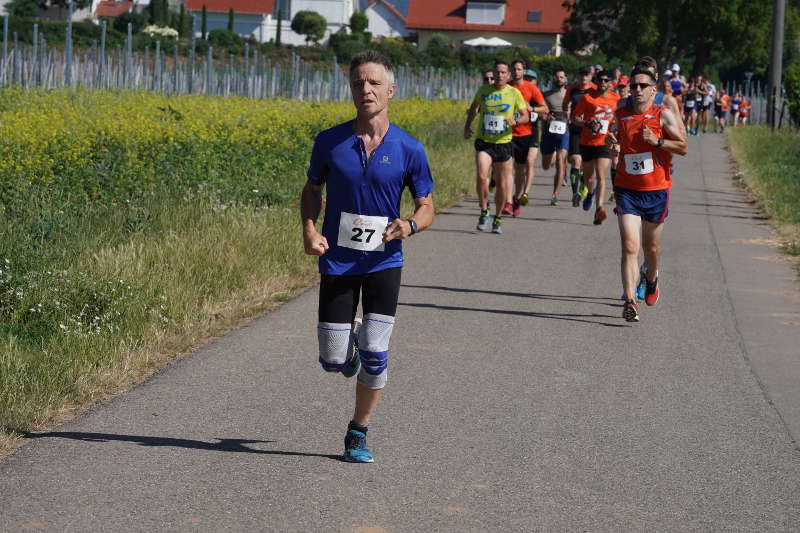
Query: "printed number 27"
351 228 375 243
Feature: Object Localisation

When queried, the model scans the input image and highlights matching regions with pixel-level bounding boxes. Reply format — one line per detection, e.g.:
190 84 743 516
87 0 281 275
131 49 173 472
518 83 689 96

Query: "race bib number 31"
624 152 654 175
338 212 388 252
484 114 504 134
548 120 567 134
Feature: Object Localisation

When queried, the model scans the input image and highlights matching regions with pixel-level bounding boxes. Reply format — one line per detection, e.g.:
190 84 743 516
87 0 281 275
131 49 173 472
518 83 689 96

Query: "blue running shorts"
540 130 569 156
614 187 670 224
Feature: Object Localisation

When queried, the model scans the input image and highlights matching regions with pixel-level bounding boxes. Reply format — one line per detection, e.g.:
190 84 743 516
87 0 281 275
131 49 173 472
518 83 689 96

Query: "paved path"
1 134 799 532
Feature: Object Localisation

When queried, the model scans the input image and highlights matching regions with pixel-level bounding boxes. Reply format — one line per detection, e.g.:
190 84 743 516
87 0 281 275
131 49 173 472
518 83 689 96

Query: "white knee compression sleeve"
317 322 353 372
357 313 395 390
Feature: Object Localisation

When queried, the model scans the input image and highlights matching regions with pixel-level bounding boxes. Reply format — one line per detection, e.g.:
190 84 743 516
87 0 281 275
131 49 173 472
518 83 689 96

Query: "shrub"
207 29 242 48
291 10 327 44
784 58 800 127
113 12 148 35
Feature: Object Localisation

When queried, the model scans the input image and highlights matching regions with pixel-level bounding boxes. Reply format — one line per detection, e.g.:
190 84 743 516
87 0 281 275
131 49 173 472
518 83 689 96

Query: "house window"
466 2 505 25
275 0 291 19
527 41 552 55
527 11 541 23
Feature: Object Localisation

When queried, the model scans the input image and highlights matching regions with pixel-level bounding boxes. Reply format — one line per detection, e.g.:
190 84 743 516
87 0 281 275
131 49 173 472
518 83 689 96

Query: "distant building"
185 0 358 44
406 0 568 55
362 0 409 38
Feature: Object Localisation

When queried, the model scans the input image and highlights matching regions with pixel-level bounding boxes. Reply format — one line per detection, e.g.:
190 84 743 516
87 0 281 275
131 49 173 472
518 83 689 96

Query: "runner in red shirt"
572 71 620 224
510 60 548 216
614 64 688 322
563 66 597 206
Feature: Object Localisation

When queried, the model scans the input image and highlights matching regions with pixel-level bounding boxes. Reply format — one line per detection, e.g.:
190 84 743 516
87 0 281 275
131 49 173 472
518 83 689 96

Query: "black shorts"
579 144 610 162
319 267 401 323
512 135 533 164
475 139 512 163
530 122 540 148
714 107 725 119
568 130 582 157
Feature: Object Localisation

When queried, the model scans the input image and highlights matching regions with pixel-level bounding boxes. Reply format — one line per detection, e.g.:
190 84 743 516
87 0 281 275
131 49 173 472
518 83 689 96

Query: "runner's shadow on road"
402 284 620 307
398 302 628 328
23 432 343 460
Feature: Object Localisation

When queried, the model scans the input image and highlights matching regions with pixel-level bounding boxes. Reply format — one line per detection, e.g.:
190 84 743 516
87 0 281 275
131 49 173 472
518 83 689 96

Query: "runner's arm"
643 109 687 156
463 100 481 139
664 94 682 120
300 181 329 255
383 193 434 243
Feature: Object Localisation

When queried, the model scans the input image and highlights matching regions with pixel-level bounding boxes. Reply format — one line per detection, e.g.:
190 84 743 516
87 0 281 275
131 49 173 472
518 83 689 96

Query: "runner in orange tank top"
572 71 620 224
614 64 688 322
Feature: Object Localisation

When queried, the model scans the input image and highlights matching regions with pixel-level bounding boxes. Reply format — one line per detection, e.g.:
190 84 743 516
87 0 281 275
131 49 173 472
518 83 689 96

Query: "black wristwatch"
407 219 418 235
657 138 665 147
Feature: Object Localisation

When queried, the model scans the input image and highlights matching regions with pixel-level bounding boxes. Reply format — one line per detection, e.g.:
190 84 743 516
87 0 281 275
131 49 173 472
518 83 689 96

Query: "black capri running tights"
318 267 402 323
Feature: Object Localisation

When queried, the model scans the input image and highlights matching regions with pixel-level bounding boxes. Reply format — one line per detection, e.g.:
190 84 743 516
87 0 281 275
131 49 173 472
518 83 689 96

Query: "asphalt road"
1 134 799 532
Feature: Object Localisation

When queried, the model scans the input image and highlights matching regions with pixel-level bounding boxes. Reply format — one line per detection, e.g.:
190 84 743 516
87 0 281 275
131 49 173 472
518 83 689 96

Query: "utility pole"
768 0 785 129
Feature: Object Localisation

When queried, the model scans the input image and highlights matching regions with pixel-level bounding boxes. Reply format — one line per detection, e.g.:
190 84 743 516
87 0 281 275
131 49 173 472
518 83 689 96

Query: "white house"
185 0 358 45
363 0 409 38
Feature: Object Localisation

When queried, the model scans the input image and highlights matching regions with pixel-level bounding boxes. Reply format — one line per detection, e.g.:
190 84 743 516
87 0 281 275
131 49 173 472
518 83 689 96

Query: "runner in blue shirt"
300 50 435 463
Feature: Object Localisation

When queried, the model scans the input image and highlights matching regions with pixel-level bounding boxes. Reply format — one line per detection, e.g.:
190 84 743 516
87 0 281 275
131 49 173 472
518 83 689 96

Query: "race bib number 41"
484 114 504 134
624 152 654 175
548 120 567 134
338 212 388 252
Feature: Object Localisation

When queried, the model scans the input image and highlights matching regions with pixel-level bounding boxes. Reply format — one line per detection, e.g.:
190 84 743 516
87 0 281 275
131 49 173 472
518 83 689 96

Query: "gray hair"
349 50 396 85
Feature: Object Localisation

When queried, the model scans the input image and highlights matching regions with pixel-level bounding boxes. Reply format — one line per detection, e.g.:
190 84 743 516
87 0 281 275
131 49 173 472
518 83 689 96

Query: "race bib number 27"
338 212 388 252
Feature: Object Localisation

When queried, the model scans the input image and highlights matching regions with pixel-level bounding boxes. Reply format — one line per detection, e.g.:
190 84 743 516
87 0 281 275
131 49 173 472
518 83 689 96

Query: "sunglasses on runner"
598 78 611 83
483 77 494 82
630 82 653 90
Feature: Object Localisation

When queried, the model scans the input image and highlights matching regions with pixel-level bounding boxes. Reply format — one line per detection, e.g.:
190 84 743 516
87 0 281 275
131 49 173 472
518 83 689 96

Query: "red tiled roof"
185 0 276 15
367 0 408 24
95 0 133 18
406 0 568 35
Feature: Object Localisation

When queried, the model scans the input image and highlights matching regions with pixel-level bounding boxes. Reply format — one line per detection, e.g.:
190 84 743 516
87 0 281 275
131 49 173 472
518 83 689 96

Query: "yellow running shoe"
519 193 528 206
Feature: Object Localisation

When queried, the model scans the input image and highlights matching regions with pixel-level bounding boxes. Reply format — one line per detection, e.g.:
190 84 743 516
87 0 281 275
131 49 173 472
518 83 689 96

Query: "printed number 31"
351 228 375 243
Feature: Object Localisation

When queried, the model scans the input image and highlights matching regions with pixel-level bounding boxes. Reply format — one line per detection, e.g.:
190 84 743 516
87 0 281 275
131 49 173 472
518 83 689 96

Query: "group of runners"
662 65 751 132
300 50 687 463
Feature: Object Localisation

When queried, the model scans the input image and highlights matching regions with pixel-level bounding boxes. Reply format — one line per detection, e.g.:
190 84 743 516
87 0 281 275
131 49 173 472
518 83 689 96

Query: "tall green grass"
727 126 800 254
0 91 475 448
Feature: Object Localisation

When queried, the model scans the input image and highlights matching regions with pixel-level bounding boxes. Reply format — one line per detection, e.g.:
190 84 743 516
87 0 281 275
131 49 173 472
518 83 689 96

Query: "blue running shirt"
307 121 434 275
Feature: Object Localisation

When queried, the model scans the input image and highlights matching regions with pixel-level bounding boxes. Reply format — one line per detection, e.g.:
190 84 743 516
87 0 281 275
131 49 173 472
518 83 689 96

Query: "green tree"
6 0 39 18
177 4 186 37
201 4 208 40
291 10 327 44
350 10 368 34
562 0 782 77
785 58 800 126
113 11 147 34
275 9 282 46
227 8 235 32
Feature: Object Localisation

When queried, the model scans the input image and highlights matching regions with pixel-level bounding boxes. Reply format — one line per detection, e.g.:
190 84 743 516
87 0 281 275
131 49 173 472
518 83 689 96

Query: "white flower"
143 25 179 38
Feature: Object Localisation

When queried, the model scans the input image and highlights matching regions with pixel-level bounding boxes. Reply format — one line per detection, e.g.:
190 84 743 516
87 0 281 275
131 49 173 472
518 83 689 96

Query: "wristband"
407 219 418 235
657 138 665 147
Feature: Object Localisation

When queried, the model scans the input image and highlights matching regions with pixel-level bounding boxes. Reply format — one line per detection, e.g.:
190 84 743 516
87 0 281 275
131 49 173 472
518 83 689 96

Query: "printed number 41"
351 228 375 243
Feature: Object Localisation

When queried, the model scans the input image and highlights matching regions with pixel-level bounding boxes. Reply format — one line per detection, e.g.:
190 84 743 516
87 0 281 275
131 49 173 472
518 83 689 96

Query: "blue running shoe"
492 217 503 234
582 192 594 211
635 266 647 301
476 211 490 232
341 318 361 378
343 429 374 463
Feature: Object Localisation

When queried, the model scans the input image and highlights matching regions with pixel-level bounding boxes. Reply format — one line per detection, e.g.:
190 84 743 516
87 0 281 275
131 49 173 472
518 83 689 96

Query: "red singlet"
614 104 672 191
